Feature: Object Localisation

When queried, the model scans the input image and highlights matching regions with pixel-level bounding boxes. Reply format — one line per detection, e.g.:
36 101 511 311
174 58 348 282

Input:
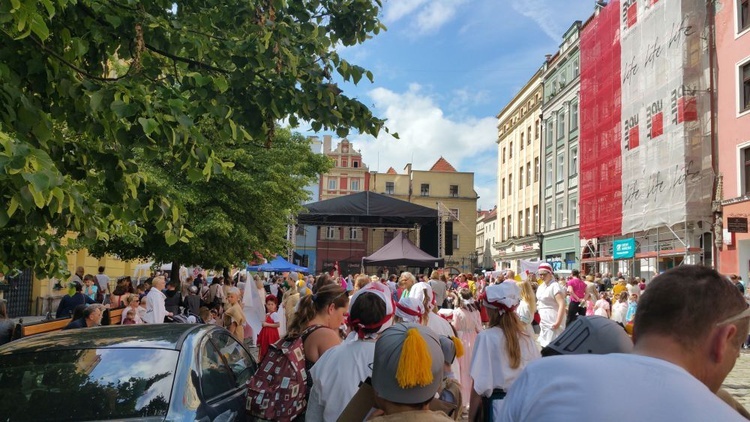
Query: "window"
210 331 256 387
569 146 578 176
420 184 430 196
450 185 459 197
741 0 749 33
328 178 336 190
385 182 394 195
534 158 540 182
349 227 360 240
528 127 532 145
501 217 506 241
520 133 525 150
545 157 553 188
545 206 552 230
557 110 566 139
501 177 506 198
452 234 459 250
518 211 524 236
526 162 532 187
326 226 338 240
519 166 524 190
570 102 579 131
533 206 539 232
507 215 513 238
295 225 305 236
569 198 578 225
556 203 565 228
509 141 513 159
353 161 359 168
545 119 554 147
450 208 460 220
342 159 348 167
201 340 237 400
573 58 580 78
556 152 565 183
350 179 360 191
742 61 750 113
535 119 540 139
509 174 513 195
743 146 750 196
525 208 531 235
502 147 506 163
384 230 395 244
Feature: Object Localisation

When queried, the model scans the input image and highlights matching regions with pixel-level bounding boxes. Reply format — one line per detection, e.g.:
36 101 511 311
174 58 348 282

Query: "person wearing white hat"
535 262 566 347
469 282 540 421
395 297 425 324
368 323 454 421
306 282 394 421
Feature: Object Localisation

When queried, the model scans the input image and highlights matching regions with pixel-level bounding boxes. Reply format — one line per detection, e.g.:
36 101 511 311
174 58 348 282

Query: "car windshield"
0 347 179 421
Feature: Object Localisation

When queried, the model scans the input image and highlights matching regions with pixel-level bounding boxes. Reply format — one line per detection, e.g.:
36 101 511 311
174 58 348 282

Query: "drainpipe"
707 0 720 270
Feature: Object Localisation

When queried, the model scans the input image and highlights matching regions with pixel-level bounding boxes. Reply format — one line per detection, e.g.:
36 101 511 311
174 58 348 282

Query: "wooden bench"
11 306 126 340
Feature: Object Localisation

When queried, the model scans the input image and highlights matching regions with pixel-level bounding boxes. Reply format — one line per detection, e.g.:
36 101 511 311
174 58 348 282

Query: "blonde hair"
354 274 370 290
518 281 537 315
124 294 139 307
488 307 528 369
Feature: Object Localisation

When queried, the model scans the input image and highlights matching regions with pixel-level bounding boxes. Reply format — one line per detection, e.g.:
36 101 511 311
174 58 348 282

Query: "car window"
199 340 236 401
209 331 256 386
0 348 178 421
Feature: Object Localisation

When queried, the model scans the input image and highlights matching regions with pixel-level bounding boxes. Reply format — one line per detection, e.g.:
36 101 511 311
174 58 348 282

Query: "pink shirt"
567 277 587 303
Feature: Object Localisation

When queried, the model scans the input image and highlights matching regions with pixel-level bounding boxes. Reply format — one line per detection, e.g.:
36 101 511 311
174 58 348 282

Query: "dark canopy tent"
297 191 438 228
362 232 444 267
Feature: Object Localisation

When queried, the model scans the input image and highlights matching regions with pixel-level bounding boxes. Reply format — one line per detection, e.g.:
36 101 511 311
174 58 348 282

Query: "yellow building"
495 68 543 272
370 158 478 273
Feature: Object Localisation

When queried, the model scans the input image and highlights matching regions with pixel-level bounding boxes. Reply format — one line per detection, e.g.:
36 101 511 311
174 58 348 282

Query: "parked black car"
0 324 256 421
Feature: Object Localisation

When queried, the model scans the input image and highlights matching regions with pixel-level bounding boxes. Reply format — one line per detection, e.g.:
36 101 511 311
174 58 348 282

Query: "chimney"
323 135 332 153
545 54 552 62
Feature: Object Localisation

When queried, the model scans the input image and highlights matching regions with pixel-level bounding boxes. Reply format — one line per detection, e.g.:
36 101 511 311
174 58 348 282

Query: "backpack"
246 325 324 421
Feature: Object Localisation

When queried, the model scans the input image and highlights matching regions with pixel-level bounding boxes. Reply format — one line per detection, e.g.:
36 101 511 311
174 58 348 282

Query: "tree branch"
144 43 230 74
25 34 131 82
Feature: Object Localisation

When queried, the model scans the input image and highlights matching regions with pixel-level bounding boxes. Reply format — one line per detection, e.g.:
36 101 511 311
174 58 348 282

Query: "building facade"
293 135 323 273
371 158 478 274
314 138 371 274
477 207 498 271
578 1 713 279
716 0 750 277
495 69 543 272
540 22 582 273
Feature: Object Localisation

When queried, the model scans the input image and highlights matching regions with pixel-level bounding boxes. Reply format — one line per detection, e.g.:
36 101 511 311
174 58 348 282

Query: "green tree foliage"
0 0 386 277
89 127 331 269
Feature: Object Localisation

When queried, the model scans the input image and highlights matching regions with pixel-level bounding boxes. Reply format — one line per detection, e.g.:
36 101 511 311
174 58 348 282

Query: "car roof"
0 323 218 355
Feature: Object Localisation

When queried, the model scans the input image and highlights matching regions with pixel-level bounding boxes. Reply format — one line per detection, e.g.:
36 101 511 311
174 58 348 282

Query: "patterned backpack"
246 325 323 421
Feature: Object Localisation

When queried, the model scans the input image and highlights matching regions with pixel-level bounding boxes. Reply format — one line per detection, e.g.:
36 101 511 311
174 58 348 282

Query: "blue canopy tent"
247 256 309 273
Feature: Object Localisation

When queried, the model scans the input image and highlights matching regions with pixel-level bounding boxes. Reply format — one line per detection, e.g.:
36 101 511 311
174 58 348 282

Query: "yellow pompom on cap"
452 336 464 359
395 328 434 388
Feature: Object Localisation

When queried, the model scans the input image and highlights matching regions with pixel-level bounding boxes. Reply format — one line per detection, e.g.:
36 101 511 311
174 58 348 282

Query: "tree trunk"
223 267 230 283
171 261 180 286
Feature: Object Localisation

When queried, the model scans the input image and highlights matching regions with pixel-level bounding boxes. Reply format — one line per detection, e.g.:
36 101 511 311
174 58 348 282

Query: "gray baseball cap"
547 316 633 355
372 323 443 404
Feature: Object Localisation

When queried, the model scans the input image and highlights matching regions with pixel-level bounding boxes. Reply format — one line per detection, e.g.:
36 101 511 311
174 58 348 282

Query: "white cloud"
346 84 498 209
509 0 588 42
383 0 468 35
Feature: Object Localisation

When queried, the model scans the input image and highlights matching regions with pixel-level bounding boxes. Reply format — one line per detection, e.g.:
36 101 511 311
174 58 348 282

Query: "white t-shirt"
409 281 433 309
144 288 168 324
427 312 461 383
471 326 540 418
95 273 110 292
499 353 746 422
306 340 377 422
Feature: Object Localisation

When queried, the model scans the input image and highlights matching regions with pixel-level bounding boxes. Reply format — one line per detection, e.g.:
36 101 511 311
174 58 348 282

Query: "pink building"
716 1 750 277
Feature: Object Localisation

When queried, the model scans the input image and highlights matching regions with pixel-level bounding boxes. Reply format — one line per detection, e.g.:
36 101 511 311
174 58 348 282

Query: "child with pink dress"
594 292 611 318
450 288 482 410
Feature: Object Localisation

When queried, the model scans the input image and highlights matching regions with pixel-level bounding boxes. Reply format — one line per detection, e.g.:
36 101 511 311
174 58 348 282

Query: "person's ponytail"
286 283 347 338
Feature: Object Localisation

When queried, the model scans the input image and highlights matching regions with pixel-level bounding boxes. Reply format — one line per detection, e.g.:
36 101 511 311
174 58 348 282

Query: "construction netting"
579 0 622 239
579 0 713 239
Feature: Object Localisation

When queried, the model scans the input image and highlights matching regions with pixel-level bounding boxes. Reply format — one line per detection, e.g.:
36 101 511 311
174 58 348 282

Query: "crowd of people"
6 263 749 420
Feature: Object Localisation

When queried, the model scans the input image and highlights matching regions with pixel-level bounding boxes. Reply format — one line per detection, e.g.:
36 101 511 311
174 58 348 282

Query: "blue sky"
301 1 595 210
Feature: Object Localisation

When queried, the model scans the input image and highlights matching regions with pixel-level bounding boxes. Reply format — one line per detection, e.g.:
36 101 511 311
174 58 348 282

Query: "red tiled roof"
386 167 398 175
429 157 457 172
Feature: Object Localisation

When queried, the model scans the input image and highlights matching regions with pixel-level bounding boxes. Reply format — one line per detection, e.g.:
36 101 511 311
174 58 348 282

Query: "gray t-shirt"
429 279 447 307
96 273 110 292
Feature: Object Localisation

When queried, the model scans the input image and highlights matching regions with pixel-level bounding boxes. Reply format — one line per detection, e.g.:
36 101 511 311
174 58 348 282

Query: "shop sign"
728 217 748 233
613 238 636 259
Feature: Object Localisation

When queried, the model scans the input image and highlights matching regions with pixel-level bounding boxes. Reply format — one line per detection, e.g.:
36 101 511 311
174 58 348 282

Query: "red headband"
395 301 423 317
346 312 394 339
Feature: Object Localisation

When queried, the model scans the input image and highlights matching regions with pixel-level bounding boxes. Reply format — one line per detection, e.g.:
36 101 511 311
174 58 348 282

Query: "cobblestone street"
723 349 750 410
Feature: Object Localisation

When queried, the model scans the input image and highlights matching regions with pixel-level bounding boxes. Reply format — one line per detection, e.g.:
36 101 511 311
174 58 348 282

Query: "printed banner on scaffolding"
579 0 713 240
